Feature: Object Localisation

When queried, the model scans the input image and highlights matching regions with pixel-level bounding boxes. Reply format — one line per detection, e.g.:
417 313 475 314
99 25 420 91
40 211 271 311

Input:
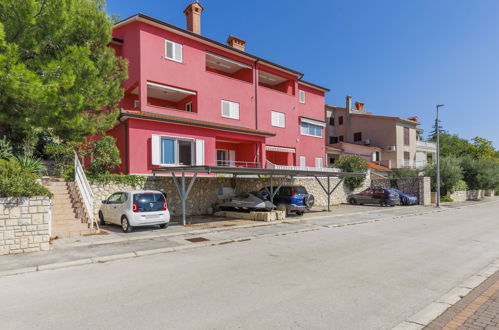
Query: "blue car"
260 185 315 216
391 189 418 205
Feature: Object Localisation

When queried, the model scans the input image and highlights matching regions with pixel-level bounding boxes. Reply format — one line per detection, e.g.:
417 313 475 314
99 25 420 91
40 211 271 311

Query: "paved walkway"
425 270 499 330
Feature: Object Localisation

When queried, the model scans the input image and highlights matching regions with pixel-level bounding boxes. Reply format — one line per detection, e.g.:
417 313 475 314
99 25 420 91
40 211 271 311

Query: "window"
300 122 323 137
339 116 344 125
185 102 192 112
271 111 285 128
300 156 306 167
404 152 410 161
134 100 139 109
221 100 240 119
373 151 380 162
403 127 410 145
299 90 306 103
165 40 183 63
354 132 362 142
329 117 334 125
161 137 193 165
330 136 339 144
315 157 323 168
329 157 336 165
339 135 344 142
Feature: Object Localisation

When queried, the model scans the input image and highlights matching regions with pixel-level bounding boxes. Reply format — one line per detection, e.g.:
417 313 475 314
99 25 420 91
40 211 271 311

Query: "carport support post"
315 176 344 212
171 172 198 226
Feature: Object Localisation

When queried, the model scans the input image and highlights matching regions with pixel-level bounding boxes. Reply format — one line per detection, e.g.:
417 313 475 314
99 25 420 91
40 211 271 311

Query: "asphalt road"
1 201 499 330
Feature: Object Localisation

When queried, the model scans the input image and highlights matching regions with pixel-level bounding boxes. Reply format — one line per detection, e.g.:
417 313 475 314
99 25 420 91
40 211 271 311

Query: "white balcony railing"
402 160 428 169
266 161 341 172
74 152 95 228
416 141 437 151
216 160 261 168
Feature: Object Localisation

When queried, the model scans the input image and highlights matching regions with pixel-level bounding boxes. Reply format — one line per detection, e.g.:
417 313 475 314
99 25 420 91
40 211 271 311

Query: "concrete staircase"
43 177 94 238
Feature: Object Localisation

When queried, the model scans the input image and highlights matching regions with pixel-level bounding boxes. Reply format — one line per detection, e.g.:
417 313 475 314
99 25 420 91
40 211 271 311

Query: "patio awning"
265 146 296 153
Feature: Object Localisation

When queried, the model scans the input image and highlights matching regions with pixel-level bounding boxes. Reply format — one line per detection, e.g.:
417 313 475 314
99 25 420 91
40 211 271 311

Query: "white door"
105 192 123 224
300 156 306 168
228 150 236 166
315 157 323 168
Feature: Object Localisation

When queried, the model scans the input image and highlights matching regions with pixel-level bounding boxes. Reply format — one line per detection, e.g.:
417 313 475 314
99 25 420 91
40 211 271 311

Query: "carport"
152 166 365 225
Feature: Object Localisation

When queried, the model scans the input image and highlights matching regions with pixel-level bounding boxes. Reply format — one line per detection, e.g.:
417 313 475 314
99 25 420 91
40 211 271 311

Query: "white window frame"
300 156 306 167
185 101 192 112
165 40 183 63
271 111 285 128
153 135 199 166
221 100 240 120
315 157 323 168
133 99 139 109
299 90 306 103
300 122 323 138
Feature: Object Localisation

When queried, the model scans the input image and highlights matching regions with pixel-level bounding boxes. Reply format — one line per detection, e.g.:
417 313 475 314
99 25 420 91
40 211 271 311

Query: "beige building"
325 96 436 169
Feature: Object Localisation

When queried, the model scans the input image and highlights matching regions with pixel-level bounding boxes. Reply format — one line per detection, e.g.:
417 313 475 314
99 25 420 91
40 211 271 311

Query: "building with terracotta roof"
325 96 436 169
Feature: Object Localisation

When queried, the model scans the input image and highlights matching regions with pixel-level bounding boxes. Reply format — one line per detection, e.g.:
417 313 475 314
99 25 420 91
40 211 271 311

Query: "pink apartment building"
108 2 329 175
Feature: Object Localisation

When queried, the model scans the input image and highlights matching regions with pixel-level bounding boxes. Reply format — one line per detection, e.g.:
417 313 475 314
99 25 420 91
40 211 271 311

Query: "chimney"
346 96 353 143
183 1 204 34
227 35 246 51
355 101 365 111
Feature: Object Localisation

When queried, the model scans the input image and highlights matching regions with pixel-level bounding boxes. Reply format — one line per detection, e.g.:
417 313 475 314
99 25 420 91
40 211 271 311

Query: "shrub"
460 156 499 190
44 142 75 177
393 167 420 179
0 136 13 159
335 155 368 189
440 195 453 203
424 156 463 195
451 180 468 193
14 154 46 176
87 173 147 187
0 159 51 198
82 136 121 176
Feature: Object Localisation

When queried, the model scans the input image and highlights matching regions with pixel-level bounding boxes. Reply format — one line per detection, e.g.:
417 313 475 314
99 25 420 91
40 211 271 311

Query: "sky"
106 0 499 146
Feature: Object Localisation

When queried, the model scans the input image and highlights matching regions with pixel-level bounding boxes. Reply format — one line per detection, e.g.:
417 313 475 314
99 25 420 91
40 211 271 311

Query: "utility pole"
436 104 445 207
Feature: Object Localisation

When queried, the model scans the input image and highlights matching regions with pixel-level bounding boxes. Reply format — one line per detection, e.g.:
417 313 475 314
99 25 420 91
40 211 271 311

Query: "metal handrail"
74 152 94 227
216 160 261 168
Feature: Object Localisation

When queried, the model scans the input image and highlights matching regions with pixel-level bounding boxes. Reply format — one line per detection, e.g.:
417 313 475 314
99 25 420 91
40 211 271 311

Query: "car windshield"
133 193 165 212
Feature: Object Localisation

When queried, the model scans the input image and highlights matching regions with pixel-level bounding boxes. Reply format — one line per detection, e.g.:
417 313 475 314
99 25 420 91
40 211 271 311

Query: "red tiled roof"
120 110 276 137
366 161 391 171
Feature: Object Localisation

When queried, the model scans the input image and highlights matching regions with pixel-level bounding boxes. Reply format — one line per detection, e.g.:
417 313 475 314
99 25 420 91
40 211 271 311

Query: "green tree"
0 0 127 144
424 156 463 195
460 156 499 191
82 135 121 175
428 119 447 141
435 133 471 158
335 155 368 189
467 137 497 161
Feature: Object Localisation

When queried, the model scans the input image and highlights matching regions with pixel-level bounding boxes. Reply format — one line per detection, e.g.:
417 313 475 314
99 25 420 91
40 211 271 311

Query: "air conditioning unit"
386 146 396 152
364 139 371 145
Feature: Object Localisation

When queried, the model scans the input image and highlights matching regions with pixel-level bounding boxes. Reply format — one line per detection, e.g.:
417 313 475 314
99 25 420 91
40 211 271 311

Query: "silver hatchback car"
99 191 170 232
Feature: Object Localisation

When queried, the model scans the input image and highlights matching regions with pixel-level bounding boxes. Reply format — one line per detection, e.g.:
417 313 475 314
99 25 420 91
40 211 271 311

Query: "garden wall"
90 174 371 218
370 177 431 205
0 197 51 255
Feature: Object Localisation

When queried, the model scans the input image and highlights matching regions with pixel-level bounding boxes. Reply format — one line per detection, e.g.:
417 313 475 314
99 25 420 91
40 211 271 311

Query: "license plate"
144 214 159 219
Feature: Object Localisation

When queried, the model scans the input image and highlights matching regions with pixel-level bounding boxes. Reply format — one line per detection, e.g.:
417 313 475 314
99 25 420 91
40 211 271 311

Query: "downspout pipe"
118 114 130 174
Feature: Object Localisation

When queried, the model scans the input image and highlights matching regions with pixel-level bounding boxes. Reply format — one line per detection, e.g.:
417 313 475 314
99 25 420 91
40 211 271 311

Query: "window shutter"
195 139 205 165
222 101 230 117
175 43 182 62
231 102 239 119
315 157 323 168
151 135 161 165
166 41 173 59
228 150 236 166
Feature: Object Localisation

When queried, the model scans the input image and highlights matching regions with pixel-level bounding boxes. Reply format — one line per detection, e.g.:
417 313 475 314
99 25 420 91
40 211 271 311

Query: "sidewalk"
425 269 499 330
0 198 497 277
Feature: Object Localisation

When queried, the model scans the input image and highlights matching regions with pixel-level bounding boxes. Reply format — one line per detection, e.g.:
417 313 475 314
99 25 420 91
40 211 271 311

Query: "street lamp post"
436 104 445 207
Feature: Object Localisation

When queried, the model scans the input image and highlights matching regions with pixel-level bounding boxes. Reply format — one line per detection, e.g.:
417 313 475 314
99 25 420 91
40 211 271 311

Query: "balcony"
402 160 428 169
416 141 437 151
266 161 341 173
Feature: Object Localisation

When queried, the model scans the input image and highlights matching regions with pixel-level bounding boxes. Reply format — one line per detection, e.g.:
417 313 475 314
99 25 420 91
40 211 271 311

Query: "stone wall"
484 190 495 197
371 177 431 205
448 190 467 202
91 174 371 218
0 197 51 255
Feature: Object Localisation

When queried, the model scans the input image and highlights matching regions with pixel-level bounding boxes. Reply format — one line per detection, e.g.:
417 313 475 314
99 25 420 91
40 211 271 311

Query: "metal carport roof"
152 166 365 225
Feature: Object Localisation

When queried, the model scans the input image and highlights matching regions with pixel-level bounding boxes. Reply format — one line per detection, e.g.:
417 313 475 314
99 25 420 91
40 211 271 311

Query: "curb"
1 199 497 279
392 258 499 330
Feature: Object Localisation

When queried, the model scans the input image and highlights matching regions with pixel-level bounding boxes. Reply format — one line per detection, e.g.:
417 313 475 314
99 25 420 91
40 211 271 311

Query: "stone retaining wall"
448 190 467 202
91 174 371 218
370 177 431 205
0 197 51 255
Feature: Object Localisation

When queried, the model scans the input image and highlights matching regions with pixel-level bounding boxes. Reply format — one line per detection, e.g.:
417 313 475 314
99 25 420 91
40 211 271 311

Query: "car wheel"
159 223 168 229
349 198 356 205
98 211 106 226
305 195 315 208
379 201 386 207
121 216 132 233
296 211 304 216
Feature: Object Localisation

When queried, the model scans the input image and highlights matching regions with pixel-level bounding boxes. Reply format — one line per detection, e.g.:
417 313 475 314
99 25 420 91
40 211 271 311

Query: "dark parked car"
390 189 418 205
348 188 400 207
260 185 314 216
